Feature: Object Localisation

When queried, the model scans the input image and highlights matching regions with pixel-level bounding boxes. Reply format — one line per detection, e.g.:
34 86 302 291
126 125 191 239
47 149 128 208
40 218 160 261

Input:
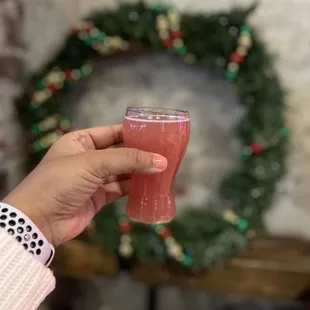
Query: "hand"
3 125 167 247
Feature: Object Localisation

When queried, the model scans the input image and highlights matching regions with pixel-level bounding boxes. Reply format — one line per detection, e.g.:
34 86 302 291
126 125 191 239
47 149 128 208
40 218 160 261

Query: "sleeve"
0 230 55 310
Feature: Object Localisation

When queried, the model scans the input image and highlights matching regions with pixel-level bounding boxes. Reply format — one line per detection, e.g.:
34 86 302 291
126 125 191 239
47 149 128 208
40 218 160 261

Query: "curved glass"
123 106 190 224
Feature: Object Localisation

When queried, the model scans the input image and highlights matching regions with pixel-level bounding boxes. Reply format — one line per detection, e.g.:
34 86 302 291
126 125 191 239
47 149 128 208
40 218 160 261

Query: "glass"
123 107 190 224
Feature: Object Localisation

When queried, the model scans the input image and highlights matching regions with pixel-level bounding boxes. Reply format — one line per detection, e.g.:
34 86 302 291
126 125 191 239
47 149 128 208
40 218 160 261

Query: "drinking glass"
123 107 190 224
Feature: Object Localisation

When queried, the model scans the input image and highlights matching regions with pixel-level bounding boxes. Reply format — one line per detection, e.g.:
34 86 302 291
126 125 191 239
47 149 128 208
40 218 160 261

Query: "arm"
0 125 166 309
0 229 55 310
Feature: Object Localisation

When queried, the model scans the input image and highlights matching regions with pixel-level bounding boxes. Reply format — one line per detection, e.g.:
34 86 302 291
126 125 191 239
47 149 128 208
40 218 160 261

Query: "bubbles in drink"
123 111 190 224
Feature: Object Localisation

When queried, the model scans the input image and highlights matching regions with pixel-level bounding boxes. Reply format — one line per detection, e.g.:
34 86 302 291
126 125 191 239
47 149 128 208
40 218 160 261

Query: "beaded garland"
16 3 287 270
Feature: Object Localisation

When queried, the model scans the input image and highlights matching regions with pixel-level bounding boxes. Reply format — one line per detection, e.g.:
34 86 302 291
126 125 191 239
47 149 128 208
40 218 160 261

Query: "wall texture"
0 0 24 198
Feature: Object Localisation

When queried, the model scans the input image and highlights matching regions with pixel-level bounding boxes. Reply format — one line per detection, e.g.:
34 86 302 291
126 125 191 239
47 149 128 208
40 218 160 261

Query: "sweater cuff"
0 230 55 310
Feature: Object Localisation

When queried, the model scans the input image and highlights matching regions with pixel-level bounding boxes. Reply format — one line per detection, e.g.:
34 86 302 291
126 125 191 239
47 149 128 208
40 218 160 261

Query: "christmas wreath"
16 3 287 271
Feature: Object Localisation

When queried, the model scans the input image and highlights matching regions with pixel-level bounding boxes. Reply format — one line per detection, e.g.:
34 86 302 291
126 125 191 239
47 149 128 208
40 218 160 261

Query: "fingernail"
153 154 167 170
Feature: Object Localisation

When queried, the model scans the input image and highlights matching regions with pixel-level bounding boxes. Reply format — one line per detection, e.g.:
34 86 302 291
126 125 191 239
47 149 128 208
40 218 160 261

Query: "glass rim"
126 106 189 115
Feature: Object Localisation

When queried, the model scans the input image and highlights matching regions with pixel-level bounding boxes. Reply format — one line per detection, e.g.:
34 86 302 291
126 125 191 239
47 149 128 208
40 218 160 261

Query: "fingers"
92 179 130 210
44 125 123 160
102 174 131 184
69 124 123 150
86 148 167 178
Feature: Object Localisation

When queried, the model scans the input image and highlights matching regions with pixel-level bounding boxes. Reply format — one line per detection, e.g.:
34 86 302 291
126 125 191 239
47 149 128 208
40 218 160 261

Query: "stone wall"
0 0 24 198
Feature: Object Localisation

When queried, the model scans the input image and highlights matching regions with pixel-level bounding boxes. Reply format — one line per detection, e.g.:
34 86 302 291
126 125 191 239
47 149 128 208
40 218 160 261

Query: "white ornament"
119 243 133 257
168 10 180 25
167 244 183 257
157 16 169 30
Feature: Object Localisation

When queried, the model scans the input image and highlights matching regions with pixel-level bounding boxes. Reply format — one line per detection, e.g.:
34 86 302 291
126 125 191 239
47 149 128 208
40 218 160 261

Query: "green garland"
16 2 287 271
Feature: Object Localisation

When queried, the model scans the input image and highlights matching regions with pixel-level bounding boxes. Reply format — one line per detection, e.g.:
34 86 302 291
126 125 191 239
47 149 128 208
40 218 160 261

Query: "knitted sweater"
0 230 55 309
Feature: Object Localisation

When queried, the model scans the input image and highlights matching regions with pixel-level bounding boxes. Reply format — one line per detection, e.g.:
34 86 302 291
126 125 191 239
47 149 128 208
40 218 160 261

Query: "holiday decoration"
16 3 287 271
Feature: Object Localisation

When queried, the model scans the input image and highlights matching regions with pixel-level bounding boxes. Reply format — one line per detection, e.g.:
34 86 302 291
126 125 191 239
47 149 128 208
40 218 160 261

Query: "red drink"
123 107 190 224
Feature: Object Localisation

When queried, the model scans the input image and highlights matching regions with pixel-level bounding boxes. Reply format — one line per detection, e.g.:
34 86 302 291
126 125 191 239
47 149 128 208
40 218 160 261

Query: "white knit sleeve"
0 229 55 310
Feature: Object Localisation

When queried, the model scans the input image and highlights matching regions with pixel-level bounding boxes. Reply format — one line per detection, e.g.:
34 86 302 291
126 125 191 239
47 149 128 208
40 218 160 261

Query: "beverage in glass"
123 107 190 224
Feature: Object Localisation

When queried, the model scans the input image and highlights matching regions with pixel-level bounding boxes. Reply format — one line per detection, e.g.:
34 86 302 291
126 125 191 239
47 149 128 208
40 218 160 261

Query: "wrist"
0 200 55 266
3 195 54 246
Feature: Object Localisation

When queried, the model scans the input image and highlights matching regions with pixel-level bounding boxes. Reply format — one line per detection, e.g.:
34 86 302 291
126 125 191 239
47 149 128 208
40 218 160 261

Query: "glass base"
126 194 176 224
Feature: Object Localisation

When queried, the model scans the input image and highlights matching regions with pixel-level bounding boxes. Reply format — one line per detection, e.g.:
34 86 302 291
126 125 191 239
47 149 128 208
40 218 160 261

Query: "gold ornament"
40 131 62 147
236 46 248 57
164 236 177 247
108 37 123 49
238 35 252 48
175 253 185 261
119 243 133 257
96 44 110 54
120 235 131 243
33 91 49 104
41 115 59 130
223 209 240 224
168 9 180 24
158 30 169 39
156 15 169 30
167 244 183 257
45 71 64 85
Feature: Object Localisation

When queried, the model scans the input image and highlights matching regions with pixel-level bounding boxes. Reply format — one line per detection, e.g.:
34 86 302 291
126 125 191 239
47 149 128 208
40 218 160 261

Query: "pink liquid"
123 115 190 224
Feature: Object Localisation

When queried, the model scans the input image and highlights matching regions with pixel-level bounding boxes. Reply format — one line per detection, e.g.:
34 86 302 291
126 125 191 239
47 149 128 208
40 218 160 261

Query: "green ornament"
84 36 93 45
152 224 164 233
33 142 42 152
119 216 127 223
225 70 237 80
241 153 250 161
240 25 251 34
175 46 187 56
36 80 46 90
32 125 41 135
181 255 193 266
95 32 106 42
154 4 165 13
80 68 89 78
281 127 289 137
237 219 249 232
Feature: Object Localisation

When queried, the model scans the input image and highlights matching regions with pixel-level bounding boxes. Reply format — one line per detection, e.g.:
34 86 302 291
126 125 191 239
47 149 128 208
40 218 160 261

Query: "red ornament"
250 143 263 154
70 27 78 36
160 229 172 240
64 69 72 79
48 85 58 94
84 23 94 32
162 37 173 47
120 222 132 234
230 52 243 64
171 31 181 39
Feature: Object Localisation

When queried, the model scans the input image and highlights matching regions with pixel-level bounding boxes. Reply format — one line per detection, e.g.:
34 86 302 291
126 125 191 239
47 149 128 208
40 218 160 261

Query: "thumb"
84 148 167 177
